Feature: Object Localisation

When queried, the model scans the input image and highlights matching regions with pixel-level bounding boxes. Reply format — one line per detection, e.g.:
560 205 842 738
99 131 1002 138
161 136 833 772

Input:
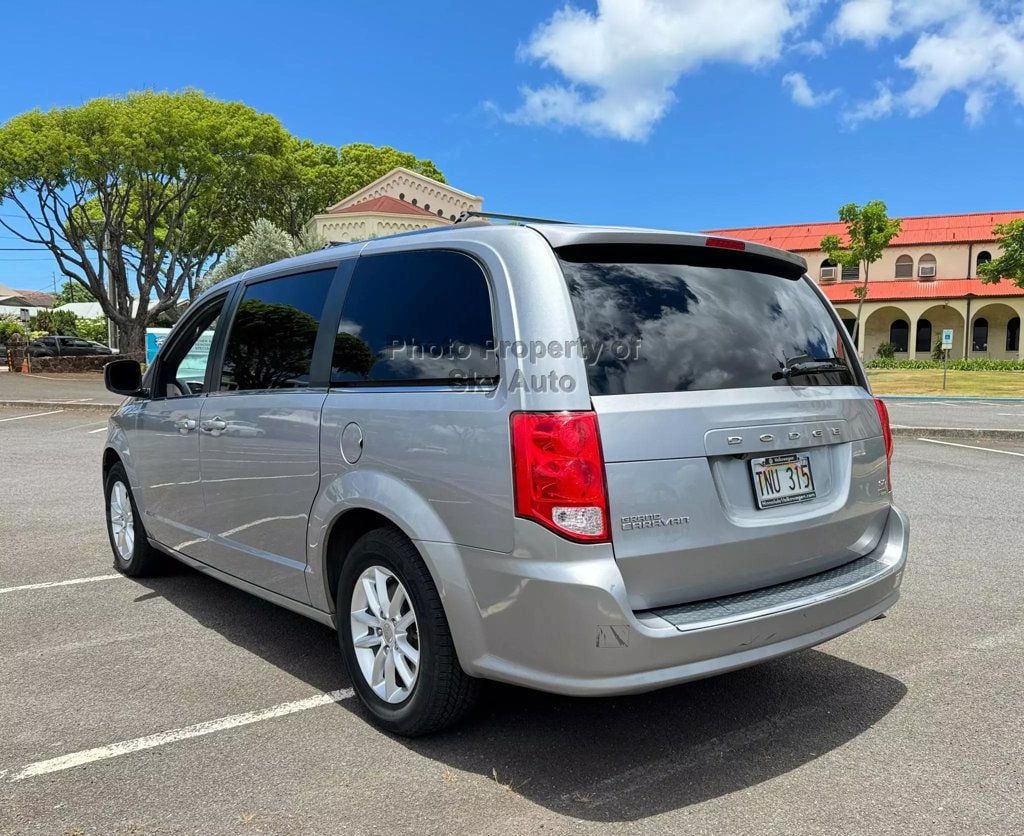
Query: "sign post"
941 328 954 391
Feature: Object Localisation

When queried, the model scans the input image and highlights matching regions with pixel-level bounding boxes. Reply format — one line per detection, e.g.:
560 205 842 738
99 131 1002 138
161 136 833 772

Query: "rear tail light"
874 398 894 491
705 236 746 250
510 411 610 543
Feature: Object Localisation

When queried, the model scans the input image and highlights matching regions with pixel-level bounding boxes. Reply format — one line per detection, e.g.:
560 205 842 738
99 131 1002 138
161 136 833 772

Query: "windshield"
559 255 857 395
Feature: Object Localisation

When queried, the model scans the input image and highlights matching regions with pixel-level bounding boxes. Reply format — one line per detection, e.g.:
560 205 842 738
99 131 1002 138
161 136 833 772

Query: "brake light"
705 236 745 251
510 411 610 543
874 398 894 491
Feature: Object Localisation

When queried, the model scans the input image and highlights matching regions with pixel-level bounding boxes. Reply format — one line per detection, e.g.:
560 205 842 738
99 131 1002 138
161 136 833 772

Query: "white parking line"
0 574 123 594
6 688 354 782
0 409 64 423
87 426 108 434
917 438 1024 458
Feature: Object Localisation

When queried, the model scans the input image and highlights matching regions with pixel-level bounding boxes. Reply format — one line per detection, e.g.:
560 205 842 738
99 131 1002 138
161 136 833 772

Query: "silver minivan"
102 219 909 735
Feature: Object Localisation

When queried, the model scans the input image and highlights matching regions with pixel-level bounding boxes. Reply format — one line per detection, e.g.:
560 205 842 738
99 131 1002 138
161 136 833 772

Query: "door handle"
173 418 196 434
201 417 228 434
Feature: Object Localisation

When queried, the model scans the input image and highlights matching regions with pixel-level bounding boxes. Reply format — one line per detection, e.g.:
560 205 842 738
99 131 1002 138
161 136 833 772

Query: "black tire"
337 527 480 736
104 462 162 577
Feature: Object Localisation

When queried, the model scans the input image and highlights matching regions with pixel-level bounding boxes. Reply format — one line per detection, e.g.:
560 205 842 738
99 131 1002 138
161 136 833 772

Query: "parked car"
101 219 909 736
28 335 112 357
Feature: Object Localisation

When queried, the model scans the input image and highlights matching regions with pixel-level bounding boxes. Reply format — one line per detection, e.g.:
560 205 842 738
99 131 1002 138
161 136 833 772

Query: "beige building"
306 166 484 244
711 211 1024 360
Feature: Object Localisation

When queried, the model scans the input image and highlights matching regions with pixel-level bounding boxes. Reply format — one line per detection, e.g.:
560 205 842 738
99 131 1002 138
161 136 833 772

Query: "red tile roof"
329 195 439 218
708 210 1024 251
821 278 1024 304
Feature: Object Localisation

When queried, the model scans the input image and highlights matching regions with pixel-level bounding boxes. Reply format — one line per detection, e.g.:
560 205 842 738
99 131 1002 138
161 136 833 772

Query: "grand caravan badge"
621 513 690 531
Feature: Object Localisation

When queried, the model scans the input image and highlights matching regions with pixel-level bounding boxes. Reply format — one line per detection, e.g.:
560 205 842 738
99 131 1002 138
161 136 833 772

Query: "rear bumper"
422 505 909 697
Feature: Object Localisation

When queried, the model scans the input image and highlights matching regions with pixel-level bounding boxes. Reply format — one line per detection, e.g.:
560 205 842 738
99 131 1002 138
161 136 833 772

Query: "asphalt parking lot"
884 397 1024 432
2 407 1022 835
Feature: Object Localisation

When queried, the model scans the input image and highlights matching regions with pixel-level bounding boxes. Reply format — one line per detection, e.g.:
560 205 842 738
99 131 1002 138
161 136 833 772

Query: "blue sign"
145 328 172 364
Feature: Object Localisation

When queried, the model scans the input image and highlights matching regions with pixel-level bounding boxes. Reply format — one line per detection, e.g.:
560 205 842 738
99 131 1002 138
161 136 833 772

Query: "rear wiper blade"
773 359 848 380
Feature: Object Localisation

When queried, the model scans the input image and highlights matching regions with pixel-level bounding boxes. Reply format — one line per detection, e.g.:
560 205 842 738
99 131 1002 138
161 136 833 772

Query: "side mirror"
104 358 147 397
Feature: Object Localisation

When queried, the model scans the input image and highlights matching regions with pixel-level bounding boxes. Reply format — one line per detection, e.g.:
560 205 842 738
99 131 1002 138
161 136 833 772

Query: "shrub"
875 341 899 360
865 358 1024 371
29 308 79 336
75 317 109 344
0 314 28 345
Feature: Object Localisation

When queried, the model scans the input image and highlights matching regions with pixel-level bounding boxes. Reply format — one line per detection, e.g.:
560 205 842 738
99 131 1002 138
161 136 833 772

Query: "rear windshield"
559 250 857 395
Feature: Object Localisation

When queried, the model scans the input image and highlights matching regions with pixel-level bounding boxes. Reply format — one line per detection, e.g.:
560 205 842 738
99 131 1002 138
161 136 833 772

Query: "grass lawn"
867 369 1024 396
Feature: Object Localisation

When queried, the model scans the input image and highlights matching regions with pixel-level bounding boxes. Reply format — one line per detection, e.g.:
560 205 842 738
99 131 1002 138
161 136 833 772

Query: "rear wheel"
104 463 162 577
337 527 479 736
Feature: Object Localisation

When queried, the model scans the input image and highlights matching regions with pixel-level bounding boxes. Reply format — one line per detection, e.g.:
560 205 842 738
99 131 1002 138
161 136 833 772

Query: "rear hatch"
557 241 891 611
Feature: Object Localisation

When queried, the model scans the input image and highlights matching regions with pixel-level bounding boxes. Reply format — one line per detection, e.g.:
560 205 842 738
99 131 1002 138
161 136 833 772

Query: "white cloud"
898 13 1024 124
782 72 838 107
833 0 1024 125
504 0 818 141
843 82 895 125
832 0 893 44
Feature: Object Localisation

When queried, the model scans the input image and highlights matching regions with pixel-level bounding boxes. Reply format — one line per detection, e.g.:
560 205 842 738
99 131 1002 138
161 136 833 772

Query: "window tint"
219 269 335 392
331 250 497 386
157 296 226 398
560 252 856 395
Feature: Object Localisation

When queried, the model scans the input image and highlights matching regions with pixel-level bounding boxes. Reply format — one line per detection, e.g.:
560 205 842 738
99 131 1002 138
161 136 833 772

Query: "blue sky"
3 0 1024 292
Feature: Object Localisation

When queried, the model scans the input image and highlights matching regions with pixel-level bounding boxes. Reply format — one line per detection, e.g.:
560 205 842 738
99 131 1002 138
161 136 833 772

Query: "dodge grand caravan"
101 220 909 736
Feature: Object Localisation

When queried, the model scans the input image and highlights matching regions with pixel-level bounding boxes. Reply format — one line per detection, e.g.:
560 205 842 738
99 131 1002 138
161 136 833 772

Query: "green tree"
242 140 446 239
978 219 1024 288
820 201 902 352
199 218 325 290
29 309 79 336
53 279 97 305
75 317 109 343
0 90 293 355
0 314 28 345
335 143 445 203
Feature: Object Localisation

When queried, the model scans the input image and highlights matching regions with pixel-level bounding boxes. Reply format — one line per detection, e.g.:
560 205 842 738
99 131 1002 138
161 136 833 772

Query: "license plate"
750 453 815 509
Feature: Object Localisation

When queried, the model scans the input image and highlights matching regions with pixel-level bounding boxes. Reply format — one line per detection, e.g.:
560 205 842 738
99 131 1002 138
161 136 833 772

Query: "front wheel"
337 528 480 736
104 462 162 577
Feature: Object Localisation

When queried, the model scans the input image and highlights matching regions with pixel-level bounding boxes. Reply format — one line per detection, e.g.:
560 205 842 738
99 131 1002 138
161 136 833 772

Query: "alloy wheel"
350 565 420 704
109 481 135 562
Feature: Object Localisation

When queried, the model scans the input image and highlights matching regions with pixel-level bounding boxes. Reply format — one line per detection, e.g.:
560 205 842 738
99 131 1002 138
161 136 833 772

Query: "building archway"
833 306 858 346
889 319 910 353
863 305 913 358
917 304 966 359
970 302 1024 358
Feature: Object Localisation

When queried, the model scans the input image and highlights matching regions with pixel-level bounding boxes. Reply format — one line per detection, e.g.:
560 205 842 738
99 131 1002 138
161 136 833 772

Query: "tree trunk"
119 319 147 359
854 261 870 356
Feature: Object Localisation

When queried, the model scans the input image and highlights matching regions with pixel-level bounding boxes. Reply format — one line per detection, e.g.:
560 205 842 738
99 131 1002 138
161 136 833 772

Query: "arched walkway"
916 304 966 360
862 306 914 359
834 306 858 344
969 302 1024 359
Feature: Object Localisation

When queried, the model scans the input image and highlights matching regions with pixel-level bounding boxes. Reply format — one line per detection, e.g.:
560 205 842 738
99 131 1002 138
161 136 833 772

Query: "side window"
219 269 335 392
157 296 226 398
331 250 497 386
